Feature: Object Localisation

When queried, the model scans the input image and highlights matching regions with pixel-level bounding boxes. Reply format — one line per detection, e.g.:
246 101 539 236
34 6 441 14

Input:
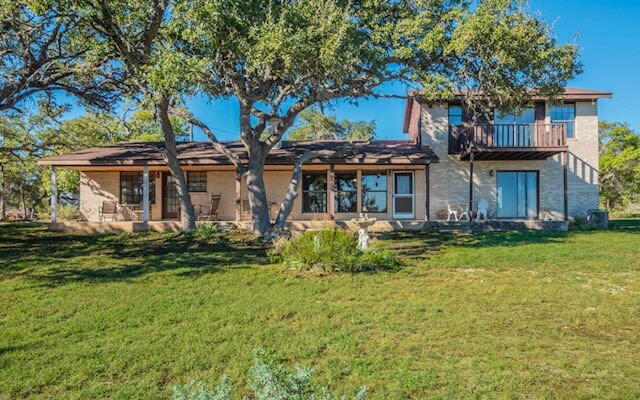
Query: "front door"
496 171 538 219
162 172 180 219
393 172 414 219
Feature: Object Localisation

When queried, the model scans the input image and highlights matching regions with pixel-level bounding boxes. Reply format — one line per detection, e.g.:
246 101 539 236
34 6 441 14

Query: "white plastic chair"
459 204 470 221
447 204 458 221
476 199 489 221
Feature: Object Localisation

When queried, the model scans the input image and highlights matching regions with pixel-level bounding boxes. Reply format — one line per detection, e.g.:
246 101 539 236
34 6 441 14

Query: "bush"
37 204 80 221
173 347 367 400
269 227 402 273
191 222 220 240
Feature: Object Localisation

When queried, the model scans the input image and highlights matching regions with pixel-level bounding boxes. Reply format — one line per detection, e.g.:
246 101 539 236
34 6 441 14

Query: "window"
448 105 463 126
496 171 538 219
493 108 535 146
120 172 155 205
302 173 327 213
550 104 575 138
362 172 387 213
187 171 207 192
334 173 357 213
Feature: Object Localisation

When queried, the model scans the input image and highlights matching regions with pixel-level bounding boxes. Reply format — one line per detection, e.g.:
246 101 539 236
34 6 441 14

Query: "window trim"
301 172 328 213
187 171 207 193
361 172 388 214
334 172 358 213
549 103 576 140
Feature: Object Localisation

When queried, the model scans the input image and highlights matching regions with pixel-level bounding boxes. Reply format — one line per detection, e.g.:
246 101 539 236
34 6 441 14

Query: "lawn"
1 223 639 399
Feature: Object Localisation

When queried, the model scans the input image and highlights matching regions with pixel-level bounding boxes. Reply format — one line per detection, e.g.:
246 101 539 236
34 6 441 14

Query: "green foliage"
173 347 367 400
288 109 376 141
599 121 640 209
270 227 401 273
191 222 220 240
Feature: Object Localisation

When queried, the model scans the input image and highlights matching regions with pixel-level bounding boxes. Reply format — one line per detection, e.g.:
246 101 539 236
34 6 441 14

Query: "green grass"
1 222 639 399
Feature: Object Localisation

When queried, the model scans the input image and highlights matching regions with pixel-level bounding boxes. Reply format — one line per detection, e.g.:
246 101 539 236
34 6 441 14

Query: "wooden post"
235 170 241 221
328 165 335 220
468 152 474 216
563 151 569 221
142 165 149 222
50 166 57 222
425 164 430 221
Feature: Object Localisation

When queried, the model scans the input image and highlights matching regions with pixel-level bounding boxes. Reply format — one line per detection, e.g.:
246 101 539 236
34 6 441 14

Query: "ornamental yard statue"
351 213 377 250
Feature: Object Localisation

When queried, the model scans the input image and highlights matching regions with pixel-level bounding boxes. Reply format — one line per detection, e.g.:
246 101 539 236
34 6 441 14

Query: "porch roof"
38 140 439 167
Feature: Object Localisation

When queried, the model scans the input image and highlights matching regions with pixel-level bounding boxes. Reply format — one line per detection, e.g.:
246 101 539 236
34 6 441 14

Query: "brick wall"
421 101 600 220
79 167 427 222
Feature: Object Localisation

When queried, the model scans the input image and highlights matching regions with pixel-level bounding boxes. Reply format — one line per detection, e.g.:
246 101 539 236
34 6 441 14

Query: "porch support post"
425 164 430 221
563 151 569 221
142 165 149 222
468 152 474 217
50 166 57 222
328 165 335 220
235 170 241 221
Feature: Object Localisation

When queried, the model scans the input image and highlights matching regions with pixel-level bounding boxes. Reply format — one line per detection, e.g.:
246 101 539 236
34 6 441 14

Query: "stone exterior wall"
420 101 600 220
78 167 427 222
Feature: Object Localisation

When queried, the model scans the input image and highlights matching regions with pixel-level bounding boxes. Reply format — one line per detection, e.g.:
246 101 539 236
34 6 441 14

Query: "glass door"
496 171 538 219
162 172 180 219
393 172 414 219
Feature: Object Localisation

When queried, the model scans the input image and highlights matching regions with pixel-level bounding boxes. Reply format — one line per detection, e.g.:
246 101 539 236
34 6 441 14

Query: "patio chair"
446 204 458 221
131 202 152 221
458 204 470 221
241 199 251 220
476 199 489 221
98 200 117 221
198 194 221 221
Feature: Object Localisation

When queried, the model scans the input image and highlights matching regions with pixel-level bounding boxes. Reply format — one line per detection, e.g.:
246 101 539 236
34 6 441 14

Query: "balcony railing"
459 124 567 155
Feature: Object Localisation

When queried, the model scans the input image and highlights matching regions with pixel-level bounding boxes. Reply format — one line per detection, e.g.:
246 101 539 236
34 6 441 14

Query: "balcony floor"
460 146 568 161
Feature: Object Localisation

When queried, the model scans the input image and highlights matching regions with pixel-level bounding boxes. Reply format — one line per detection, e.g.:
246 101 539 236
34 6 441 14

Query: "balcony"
457 124 568 160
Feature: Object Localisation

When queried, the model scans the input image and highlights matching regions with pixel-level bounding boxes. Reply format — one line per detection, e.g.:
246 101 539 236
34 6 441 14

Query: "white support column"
50 166 57 222
142 165 149 222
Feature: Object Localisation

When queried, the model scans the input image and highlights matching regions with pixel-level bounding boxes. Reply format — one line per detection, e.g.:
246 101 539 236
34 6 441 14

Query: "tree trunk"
21 192 28 221
157 98 196 232
0 166 5 220
245 161 273 237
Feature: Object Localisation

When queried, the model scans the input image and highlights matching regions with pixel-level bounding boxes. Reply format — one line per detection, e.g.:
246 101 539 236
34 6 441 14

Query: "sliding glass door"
496 171 538 219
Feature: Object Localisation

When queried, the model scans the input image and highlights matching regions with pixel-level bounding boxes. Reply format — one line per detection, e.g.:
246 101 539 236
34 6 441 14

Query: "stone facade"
421 101 600 220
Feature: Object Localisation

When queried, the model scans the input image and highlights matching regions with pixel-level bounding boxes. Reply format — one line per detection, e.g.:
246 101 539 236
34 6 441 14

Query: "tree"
163 0 580 238
38 0 199 231
0 1 116 113
288 109 376 141
599 121 640 209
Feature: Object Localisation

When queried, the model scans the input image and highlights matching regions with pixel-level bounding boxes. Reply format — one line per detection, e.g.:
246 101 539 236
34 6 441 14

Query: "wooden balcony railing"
459 124 567 155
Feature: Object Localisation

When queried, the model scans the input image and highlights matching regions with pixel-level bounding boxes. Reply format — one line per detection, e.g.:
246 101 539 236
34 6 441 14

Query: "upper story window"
120 172 155 205
494 108 535 124
550 104 575 139
302 173 327 213
448 105 463 126
187 171 207 192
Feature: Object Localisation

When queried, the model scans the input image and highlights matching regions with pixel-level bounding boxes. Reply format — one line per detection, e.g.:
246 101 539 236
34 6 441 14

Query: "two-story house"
39 87 611 233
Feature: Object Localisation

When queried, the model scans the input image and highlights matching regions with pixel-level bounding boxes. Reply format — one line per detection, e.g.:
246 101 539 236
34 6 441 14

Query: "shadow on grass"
0 224 267 287
375 223 640 261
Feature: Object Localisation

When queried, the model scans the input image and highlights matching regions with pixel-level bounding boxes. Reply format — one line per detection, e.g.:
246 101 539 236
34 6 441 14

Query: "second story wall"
417 99 602 218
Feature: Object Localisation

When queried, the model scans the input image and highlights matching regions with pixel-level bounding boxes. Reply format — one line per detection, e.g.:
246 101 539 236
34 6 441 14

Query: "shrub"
269 227 402 273
173 347 367 400
192 222 220 239
37 204 80 221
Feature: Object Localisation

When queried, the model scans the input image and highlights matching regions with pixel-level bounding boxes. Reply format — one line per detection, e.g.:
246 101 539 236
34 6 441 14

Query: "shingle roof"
38 140 439 167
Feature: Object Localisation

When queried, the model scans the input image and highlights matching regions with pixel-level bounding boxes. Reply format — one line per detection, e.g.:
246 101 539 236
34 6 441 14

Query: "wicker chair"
198 194 221 221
